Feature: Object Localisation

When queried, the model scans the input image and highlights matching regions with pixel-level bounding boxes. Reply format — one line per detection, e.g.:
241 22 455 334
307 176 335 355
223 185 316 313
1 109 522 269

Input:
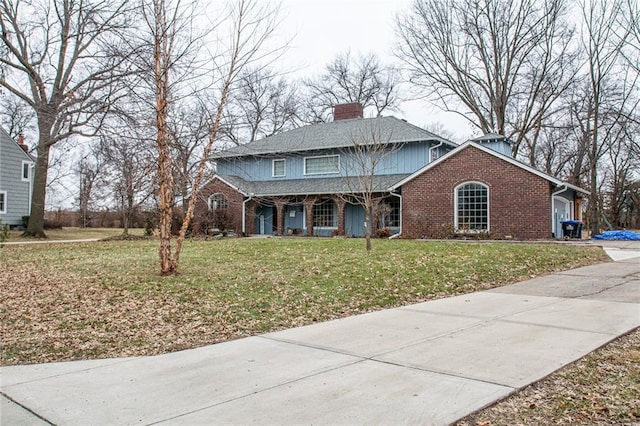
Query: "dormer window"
304 155 339 175
272 159 285 177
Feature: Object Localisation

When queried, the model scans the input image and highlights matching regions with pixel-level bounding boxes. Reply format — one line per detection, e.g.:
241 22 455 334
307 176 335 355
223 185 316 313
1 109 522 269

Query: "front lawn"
0 238 607 365
6 227 145 241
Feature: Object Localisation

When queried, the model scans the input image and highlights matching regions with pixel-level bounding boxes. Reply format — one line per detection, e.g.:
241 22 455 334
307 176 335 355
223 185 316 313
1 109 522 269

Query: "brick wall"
402 146 553 240
192 178 245 235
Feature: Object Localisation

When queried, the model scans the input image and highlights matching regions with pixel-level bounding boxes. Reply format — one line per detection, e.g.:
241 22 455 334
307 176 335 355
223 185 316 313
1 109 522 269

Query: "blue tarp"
593 230 640 241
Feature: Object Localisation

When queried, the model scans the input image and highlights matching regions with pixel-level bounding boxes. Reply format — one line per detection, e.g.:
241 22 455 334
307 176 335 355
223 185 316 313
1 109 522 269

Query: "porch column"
335 198 346 236
304 198 315 236
275 201 285 236
245 200 257 235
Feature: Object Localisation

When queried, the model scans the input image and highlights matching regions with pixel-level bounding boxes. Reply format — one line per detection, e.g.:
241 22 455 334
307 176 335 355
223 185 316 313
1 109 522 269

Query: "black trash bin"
561 220 583 239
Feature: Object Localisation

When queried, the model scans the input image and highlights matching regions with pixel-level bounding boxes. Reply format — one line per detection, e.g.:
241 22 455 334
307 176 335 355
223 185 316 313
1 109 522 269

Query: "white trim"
21 160 31 181
0 191 7 214
390 141 589 195
304 154 340 175
454 181 490 233
272 159 286 177
211 175 248 196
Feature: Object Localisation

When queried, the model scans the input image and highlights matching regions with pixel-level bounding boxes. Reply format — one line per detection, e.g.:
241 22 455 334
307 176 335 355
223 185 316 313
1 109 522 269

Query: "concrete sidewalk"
2 242 639 425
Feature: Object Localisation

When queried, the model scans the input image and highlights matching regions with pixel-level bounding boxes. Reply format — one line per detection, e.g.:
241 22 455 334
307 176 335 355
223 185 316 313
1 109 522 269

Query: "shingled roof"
216 174 411 197
214 116 456 159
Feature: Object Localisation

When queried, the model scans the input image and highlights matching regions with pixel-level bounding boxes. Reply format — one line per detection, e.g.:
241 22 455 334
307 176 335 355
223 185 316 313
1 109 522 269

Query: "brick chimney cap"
333 103 364 121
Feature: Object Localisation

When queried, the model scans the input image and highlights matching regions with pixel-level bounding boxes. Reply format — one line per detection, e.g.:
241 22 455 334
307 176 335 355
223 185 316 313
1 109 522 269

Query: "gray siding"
0 128 33 226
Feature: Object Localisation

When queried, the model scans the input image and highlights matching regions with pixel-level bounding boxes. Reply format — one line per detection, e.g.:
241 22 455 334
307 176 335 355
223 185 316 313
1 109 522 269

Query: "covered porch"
244 194 400 238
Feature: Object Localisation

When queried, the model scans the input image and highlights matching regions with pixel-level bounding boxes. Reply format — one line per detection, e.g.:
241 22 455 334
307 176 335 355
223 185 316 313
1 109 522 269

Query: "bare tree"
77 142 108 227
574 0 634 236
340 123 401 251
99 116 156 236
0 0 133 237
168 102 212 208
0 95 35 138
146 0 280 274
395 0 577 162
303 51 402 123
223 66 301 144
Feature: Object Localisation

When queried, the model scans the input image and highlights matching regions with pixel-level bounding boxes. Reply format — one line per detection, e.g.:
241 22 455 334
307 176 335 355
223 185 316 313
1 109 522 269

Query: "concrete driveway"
1 240 639 425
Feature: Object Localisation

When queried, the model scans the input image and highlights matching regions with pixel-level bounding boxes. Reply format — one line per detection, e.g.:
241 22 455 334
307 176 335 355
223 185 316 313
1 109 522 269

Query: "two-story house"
194 103 586 239
0 128 34 228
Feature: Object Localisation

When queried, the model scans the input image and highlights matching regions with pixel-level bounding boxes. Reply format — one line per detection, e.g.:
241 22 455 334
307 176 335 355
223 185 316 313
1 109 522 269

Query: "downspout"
242 194 254 236
389 191 402 239
429 140 445 163
551 184 568 238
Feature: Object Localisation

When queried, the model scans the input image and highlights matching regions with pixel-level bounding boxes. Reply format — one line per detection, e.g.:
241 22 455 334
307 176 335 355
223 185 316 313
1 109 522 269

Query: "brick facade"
402 146 552 240
192 178 245 235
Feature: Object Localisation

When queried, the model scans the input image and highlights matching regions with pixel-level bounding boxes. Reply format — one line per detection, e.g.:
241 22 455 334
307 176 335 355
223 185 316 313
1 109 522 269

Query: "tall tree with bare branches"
395 0 577 162
0 0 133 236
573 0 635 236
303 51 402 123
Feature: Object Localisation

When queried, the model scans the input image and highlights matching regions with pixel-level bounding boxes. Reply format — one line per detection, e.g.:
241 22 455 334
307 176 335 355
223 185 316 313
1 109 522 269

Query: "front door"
553 197 570 238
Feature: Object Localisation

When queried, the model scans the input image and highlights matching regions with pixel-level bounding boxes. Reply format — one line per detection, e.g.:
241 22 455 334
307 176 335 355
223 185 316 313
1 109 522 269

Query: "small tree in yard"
340 122 402 251
146 0 280 274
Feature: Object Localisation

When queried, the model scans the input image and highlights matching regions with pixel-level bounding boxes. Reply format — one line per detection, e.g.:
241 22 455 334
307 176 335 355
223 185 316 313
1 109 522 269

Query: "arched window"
313 199 337 227
455 182 489 232
208 193 227 211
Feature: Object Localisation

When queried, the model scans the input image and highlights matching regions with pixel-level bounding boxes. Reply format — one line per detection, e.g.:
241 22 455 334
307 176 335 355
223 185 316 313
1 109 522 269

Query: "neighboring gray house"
0 128 34 227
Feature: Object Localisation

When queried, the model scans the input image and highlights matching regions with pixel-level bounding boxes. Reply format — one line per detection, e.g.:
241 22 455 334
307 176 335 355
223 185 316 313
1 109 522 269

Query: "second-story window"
272 159 285 177
304 155 339 175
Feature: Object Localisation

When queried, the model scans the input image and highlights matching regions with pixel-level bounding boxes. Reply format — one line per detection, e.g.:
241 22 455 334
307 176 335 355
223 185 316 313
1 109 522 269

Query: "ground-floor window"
455 182 488 231
313 199 337 227
208 193 227 211
377 196 400 228
0 191 6 214
208 193 229 230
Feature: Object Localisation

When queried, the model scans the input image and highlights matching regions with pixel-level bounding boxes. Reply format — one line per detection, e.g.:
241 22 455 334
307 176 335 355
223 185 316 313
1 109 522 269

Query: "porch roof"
217 174 410 197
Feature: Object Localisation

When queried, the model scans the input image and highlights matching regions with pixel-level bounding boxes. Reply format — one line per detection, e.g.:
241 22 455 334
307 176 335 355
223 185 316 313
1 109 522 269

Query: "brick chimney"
333 103 364 121
17 134 29 153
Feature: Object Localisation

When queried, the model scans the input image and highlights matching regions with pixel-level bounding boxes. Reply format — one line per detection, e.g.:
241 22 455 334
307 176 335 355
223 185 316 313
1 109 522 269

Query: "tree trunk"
23 143 51 238
365 205 372 252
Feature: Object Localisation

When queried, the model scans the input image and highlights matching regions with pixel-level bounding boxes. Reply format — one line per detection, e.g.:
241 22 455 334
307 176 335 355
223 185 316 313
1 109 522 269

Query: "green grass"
7 227 145 240
0 238 608 365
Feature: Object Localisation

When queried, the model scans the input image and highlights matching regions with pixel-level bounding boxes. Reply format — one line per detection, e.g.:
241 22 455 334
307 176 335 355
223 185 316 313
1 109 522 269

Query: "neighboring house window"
22 161 31 181
208 193 227 211
313 199 337 227
272 159 285 177
304 155 339 175
455 182 489 231
0 192 6 214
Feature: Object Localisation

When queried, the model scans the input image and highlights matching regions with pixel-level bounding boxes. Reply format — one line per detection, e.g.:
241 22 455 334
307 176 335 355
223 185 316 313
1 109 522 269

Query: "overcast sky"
274 0 477 141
